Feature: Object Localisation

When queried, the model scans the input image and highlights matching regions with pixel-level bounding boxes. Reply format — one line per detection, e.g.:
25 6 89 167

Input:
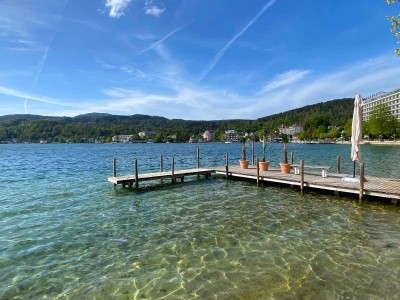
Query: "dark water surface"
0 143 399 299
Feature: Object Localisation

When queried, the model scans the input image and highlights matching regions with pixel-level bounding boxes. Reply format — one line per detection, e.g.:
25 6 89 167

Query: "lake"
1 142 400 299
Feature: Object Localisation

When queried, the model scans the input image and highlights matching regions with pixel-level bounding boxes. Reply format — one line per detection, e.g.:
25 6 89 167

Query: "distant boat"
225 141 232 144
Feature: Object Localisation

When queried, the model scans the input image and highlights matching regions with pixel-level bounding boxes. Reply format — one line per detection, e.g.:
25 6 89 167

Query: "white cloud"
0 2 54 51
105 0 131 18
0 86 79 108
144 1 166 17
89 53 400 120
119 65 133 74
261 69 312 93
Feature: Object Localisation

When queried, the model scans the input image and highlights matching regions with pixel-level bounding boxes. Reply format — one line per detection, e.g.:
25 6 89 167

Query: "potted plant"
259 134 269 171
280 135 291 173
239 136 249 169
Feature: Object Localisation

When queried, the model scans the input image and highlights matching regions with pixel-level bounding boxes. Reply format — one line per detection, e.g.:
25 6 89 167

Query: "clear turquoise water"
0 143 400 299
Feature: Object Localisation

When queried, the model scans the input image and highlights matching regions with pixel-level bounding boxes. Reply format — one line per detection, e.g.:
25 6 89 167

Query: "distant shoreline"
2 140 400 146
336 141 400 146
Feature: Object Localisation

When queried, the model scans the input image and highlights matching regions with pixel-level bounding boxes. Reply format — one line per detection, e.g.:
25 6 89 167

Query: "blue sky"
0 0 399 120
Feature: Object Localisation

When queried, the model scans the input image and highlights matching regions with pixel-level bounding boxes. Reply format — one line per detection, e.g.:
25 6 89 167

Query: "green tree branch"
387 0 400 56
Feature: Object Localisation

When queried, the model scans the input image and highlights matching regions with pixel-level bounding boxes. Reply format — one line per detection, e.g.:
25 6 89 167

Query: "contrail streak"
24 0 69 113
199 0 277 81
35 35 54 83
138 22 190 55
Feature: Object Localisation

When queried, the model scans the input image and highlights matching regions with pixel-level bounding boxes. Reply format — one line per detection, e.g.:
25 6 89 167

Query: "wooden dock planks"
214 166 400 200
108 164 400 201
108 168 215 185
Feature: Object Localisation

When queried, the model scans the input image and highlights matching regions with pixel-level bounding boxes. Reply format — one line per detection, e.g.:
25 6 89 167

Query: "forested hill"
257 98 353 132
0 97 354 142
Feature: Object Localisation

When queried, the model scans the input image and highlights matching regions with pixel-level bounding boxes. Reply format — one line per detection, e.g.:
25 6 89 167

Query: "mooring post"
252 140 255 166
290 152 294 164
196 147 200 179
172 157 175 183
160 155 163 172
113 159 117 187
359 162 364 202
256 157 260 186
300 160 304 193
225 152 229 180
337 155 341 174
134 159 138 189
197 147 200 169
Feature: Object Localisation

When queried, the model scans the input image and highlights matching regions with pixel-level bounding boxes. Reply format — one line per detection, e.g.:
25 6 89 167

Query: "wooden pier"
108 168 214 188
213 166 400 202
108 150 400 203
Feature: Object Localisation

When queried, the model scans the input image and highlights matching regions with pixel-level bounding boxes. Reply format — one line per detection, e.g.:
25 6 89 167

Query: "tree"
387 0 400 56
366 103 399 138
344 118 353 138
303 114 330 139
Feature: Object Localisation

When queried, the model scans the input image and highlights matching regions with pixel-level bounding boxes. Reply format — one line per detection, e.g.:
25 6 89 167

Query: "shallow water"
0 143 399 299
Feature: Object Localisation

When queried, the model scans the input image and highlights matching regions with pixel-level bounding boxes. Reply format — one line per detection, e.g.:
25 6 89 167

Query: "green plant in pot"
258 135 269 171
239 136 249 169
280 134 291 173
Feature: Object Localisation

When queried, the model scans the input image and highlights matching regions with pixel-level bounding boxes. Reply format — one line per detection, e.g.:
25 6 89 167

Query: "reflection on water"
0 143 399 299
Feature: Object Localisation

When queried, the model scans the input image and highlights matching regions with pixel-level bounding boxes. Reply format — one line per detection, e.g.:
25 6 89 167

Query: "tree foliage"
0 98 356 143
364 103 399 138
387 0 400 56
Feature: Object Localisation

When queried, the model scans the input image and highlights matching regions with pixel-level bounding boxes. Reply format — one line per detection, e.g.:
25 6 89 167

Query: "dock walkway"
108 164 400 202
214 166 400 201
108 168 214 188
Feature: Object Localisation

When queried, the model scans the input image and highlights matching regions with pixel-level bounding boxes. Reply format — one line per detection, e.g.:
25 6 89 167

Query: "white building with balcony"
362 88 400 121
202 130 215 142
225 130 239 142
278 125 303 135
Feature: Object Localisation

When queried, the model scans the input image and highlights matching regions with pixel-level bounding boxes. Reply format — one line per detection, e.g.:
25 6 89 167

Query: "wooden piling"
256 158 260 186
290 152 294 164
252 140 255 166
337 155 341 174
160 155 163 172
300 160 304 193
172 157 175 183
197 147 200 169
225 152 229 180
113 159 117 187
134 159 138 188
359 163 364 202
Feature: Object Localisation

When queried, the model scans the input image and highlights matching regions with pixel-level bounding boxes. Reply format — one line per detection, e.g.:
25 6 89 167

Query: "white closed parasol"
351 95 363 177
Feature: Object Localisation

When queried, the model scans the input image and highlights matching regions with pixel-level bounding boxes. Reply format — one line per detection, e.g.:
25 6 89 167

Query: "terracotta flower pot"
280 163 291 174
239 160 249 169
259 161 269 171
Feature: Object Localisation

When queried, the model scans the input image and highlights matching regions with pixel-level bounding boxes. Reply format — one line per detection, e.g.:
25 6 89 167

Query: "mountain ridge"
0 97 354 142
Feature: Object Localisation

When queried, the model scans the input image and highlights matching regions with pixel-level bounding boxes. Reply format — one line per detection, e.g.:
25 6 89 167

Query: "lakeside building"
278 124 303 135
225 130 239 142
112 135 134 143
202 130 215 142
278 124 303 142
362 88 400 121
